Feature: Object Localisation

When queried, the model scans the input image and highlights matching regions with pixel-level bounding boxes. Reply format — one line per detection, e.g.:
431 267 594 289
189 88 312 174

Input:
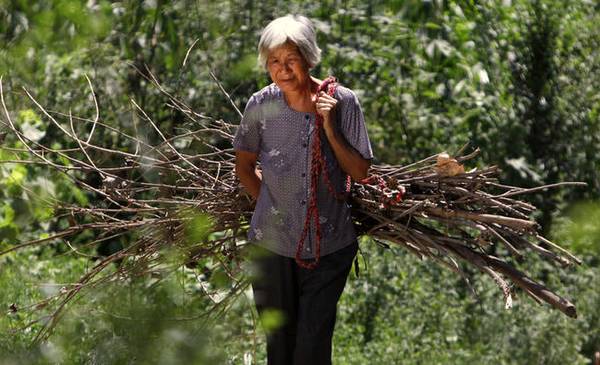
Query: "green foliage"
0 248 227 364
258 308 285 335
0 219 257 364
183 212 215 246
552 201 600 259
334 239 598 364
0 202 18 247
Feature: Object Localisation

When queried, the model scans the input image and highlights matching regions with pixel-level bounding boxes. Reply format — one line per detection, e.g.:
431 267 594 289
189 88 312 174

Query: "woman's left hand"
315 91 338 131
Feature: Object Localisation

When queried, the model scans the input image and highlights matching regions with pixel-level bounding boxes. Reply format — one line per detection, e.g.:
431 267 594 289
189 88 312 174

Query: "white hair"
258 15 322 70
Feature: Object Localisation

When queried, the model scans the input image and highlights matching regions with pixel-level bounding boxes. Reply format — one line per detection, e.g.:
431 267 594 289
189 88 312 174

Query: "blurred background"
1 1 599 364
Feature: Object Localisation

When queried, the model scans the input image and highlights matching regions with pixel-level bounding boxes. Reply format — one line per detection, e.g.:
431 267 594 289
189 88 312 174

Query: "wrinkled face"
266 42 310 94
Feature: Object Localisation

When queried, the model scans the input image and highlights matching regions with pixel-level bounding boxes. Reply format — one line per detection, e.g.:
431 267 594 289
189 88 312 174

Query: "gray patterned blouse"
233 82 373 259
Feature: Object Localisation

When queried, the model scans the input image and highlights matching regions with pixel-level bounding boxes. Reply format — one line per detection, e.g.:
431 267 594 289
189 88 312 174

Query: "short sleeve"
338 90 374 160
233 95 262 153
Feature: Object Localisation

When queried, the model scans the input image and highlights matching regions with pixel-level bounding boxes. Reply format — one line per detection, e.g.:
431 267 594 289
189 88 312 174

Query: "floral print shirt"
233 83 373 259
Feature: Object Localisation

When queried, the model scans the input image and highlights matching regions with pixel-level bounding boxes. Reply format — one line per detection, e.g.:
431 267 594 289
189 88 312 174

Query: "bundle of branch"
353 152 583 318
0 74 253 343
0 72 584 343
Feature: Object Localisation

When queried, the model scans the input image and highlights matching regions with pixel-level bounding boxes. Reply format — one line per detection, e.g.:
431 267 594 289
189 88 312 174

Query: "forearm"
323 127 370 181
236 165 262 199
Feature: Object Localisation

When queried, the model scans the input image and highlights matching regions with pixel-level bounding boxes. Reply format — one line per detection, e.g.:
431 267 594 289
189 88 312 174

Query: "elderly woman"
233 14 373 365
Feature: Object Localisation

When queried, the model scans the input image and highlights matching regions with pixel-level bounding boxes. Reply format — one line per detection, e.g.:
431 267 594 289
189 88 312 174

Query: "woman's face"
266 42 310 94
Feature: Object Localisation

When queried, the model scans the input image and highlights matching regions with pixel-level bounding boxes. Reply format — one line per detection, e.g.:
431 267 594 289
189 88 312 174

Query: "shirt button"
302 142 308 148
305 114 310 120
301 173 306 177
301 200 306 205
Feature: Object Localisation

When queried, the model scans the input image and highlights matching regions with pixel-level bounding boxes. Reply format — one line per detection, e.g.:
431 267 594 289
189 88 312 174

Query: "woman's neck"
282 76 322 113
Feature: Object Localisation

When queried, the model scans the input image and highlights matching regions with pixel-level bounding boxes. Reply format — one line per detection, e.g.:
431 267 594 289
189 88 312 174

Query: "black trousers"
250 241 358 365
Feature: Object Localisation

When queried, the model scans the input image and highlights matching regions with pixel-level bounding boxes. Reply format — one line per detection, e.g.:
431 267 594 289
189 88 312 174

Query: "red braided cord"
359 175 404 207
295 76 345 269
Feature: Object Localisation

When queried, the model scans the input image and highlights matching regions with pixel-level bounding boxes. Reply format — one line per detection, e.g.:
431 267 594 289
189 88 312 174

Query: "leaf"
505 157 542 183
258 308 285 334
184 213 214 246
426 39 454 58
1 203 16 226
3 164 27 196
18 109 45 142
